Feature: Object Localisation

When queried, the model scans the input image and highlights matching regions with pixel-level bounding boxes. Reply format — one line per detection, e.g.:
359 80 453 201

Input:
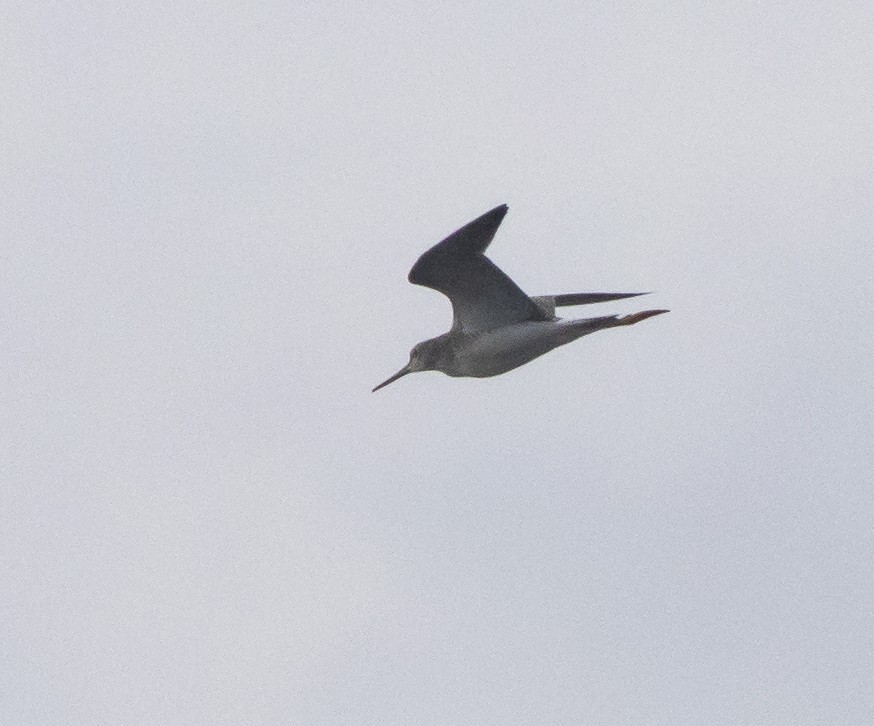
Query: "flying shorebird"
372 204 667 392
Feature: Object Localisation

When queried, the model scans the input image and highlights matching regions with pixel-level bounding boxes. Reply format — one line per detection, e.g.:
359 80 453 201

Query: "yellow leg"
618 309 670 326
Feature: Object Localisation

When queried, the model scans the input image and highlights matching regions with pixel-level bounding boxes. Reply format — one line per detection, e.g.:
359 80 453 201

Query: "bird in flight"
373 205 667 392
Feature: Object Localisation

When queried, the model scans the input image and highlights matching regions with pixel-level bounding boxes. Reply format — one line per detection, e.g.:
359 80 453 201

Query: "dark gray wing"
408 205 549 333
531 292 650 317
554 292 649 306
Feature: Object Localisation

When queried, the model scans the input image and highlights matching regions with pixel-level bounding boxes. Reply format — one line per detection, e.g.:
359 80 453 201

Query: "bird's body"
445 323 568 378
373 205 667 392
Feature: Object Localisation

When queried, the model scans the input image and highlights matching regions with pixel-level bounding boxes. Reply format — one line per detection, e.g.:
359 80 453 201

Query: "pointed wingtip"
553 291 651 307
408 204 511 286
481 203 509 225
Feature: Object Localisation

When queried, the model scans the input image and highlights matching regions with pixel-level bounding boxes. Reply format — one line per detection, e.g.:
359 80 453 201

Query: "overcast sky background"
3 2 874 724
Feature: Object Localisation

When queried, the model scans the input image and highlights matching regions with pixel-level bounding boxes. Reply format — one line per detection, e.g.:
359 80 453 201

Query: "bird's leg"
617 309 670 326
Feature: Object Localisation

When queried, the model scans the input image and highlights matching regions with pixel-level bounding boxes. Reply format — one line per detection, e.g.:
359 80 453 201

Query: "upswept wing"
407 205 549 333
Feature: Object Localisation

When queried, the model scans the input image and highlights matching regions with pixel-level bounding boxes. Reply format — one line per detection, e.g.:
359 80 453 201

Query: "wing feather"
408 206 548 333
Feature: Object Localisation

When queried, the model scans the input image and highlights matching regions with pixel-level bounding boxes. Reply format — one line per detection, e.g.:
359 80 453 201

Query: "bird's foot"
618 309 670 326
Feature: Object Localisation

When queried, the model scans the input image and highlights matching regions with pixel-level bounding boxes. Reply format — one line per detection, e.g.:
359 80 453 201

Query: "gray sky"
3 2 874 724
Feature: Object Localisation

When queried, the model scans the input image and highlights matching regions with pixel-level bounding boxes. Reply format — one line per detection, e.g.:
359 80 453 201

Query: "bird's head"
372 337 446 392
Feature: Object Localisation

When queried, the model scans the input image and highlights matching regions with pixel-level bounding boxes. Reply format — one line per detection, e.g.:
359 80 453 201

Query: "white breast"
448 321 569 377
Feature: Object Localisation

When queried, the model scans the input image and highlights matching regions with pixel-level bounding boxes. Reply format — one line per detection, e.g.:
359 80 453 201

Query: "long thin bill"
372 365 411 392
